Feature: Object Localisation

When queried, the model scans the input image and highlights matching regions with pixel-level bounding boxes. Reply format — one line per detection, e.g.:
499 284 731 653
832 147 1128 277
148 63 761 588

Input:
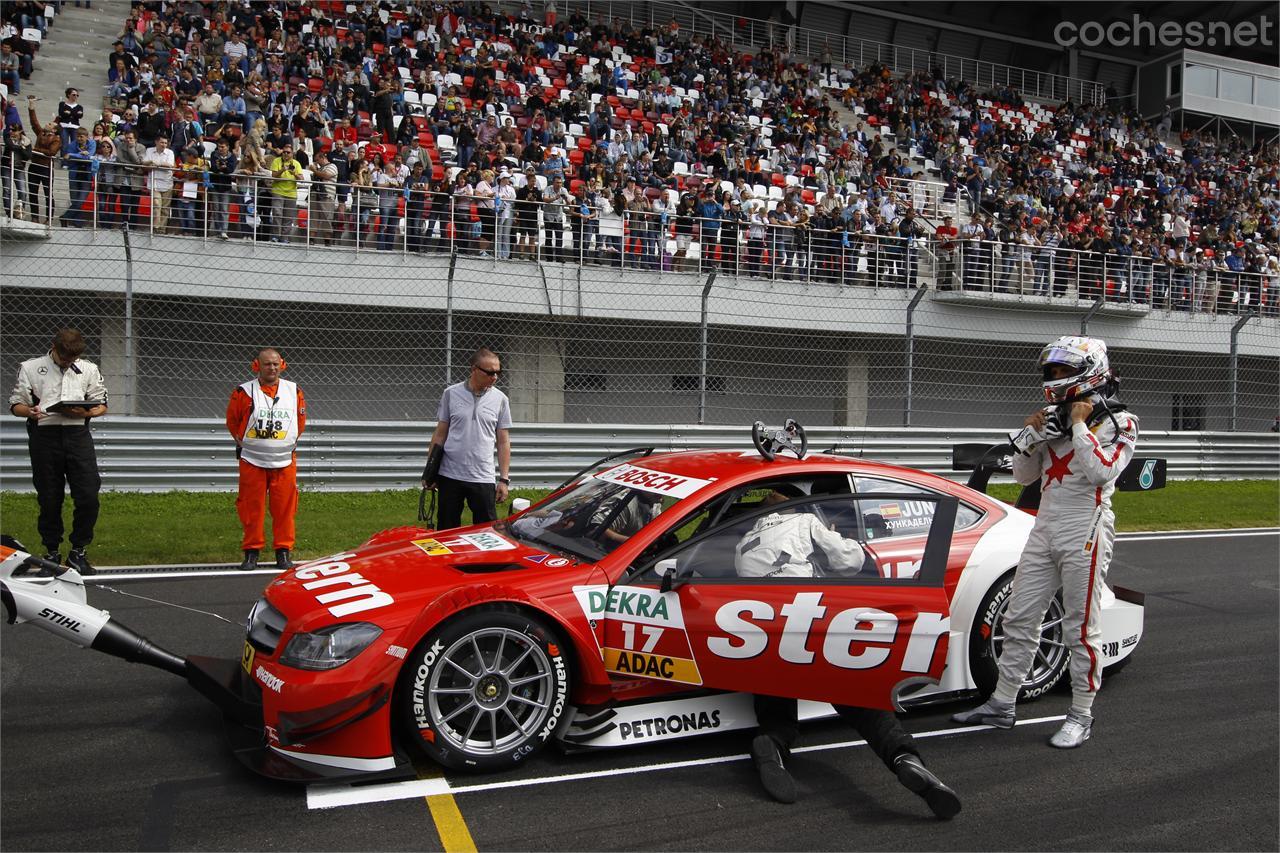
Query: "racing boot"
239 549 259 571
65 548 96 576
893 753 962 820
951 697 1016 729
1049 711 1092 749
275 548 294 571
750 734 797 804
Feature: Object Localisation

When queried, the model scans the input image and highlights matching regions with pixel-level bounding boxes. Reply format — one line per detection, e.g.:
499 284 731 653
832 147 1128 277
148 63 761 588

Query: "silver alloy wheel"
427 626 557 756
990 594 1069 689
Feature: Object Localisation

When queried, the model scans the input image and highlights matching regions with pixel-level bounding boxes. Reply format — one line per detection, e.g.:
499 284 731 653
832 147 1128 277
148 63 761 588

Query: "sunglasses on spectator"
473 366 503 377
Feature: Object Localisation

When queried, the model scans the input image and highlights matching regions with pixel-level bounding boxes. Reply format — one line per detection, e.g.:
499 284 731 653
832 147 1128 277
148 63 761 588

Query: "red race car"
0 423 1147 782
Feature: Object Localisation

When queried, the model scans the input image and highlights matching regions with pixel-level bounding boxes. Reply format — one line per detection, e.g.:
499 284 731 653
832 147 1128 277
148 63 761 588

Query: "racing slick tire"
397 605 572 772
969 570 1069 701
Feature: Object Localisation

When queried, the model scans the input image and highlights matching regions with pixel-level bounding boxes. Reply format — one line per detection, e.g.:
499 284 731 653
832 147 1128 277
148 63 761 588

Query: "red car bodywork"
239 450 1007 777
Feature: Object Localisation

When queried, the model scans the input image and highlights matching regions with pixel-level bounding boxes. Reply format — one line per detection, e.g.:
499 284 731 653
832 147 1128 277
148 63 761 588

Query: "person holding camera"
268 143 303 243
422 349 511 530
9 329 109 575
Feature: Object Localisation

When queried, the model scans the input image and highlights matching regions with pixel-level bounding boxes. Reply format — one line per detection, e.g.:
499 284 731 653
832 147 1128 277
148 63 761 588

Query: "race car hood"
262 527 576 632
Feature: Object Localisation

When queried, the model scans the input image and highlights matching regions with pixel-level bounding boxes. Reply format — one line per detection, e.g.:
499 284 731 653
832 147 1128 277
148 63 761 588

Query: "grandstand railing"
561 0 1106 106
3 160 1274 317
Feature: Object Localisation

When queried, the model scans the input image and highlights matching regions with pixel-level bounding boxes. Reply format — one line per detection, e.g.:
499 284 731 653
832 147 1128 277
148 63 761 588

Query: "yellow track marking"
417 766 477 852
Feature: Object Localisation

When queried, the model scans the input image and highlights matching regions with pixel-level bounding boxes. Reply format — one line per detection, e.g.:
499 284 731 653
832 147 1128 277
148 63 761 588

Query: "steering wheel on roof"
752 419 808 461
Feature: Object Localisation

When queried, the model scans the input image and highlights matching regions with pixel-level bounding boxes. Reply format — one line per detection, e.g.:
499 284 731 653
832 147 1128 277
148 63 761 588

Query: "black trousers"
436 475 497 530
28 424 101 552
754 694 918 771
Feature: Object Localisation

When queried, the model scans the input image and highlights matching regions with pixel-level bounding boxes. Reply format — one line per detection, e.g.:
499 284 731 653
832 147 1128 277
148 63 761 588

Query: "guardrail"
1 418 1275 493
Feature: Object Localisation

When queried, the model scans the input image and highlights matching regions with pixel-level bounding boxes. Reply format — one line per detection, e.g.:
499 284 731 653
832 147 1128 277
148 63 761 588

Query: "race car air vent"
451 562 527 574
246 598 288 654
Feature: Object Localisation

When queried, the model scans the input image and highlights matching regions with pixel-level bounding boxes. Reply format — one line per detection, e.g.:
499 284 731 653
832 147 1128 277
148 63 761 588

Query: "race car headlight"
278 623 383 671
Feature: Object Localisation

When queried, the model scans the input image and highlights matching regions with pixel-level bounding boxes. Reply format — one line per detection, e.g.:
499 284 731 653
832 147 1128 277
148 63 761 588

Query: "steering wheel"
752 419 809 461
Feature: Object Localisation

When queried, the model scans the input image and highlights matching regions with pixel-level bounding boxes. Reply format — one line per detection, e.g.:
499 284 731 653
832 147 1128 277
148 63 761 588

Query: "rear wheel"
970 571 1069 701
397 606 571 771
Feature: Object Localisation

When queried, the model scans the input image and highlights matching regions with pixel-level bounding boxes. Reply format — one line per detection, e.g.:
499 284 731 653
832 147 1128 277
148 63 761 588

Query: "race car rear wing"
952 442 1166 511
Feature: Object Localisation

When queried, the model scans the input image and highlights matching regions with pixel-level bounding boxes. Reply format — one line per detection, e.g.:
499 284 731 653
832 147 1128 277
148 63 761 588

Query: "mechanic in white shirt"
739 486 961 819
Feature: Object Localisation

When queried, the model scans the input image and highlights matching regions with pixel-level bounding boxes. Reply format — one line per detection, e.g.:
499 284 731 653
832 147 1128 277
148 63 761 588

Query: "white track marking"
305 715 1067 810
1117 529 1279 542
83 568 280 583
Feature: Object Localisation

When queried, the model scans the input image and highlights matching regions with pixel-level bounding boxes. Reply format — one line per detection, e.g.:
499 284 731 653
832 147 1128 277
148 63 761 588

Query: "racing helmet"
1039 335 1112 403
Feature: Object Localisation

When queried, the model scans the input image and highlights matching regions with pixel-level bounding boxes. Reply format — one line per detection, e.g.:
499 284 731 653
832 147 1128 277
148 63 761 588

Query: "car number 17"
621 622 663 653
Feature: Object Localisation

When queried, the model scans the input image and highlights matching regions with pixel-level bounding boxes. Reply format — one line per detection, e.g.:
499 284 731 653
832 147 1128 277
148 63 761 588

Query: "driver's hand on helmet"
1025 409 1047 430
1070 400 1094 425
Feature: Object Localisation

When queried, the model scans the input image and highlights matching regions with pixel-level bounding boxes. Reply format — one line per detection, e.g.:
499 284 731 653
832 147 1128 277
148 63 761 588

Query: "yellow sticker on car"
412 538 453 556
241 640 255 674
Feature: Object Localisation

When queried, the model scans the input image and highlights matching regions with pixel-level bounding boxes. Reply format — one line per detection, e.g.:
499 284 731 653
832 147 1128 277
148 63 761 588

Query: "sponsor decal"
574 585 703 685
879 503 902 518
38 607 82 633
545 557 570 568
411 640 445 730
537 651 569 741
419 531 517 554
603 648 701 682
255 665 285 693
593 463 714 499
386 644 408 659
37 366 48 375
413 538 453 556
618 709 722 741
1122 632 1139 648
524 554 550 564
449 531 516 552
706 592 948 673
263 723 279 744
293 552 393 618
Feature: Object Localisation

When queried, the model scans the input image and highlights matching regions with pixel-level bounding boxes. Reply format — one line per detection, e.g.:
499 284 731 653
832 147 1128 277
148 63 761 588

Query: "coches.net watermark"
1054 15 1275 49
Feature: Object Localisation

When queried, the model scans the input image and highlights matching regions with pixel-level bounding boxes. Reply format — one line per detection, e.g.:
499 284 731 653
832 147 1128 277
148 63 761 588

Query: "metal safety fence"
1 418 1275 493
5 163 1276 316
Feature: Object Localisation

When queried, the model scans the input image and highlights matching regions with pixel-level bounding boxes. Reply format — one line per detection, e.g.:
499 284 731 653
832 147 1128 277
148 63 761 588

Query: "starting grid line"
304 715 1068 810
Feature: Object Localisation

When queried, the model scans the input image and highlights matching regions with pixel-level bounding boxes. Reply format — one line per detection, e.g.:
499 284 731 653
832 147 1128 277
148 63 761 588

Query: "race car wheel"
969 571 1069 701
398 606 571 772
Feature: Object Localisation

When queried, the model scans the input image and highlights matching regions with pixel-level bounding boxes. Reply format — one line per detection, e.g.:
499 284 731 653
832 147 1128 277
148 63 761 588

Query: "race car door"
599 492 956 711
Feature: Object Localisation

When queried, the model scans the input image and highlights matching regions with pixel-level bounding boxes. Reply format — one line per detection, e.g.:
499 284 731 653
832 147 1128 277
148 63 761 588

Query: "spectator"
8 328 110 575
56 88 84 154
143 134 176 233
208 137 238 240
268 142 303 243
25 98 59 223
514 165 541 260
171 146 206 236
494 167 516 259
113 128 146 229
59 127 95 228
225 347 306 573
541 174 570 262
310 147 337 246
0 42 20 95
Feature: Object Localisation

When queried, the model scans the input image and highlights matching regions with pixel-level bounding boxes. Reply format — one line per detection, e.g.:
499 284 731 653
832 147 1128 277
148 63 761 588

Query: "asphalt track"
1 531 1276 851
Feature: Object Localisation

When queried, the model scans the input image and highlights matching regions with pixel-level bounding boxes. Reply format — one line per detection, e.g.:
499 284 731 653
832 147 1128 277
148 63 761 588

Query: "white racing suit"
994 405 1139 705
735 511 865 578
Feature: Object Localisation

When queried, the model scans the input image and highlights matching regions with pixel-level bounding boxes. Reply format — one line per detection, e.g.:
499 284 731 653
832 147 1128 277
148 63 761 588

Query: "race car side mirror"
656 558 684 594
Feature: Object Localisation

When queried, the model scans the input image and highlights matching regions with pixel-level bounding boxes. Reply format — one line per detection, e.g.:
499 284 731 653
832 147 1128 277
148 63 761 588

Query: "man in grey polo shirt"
423 348 512 529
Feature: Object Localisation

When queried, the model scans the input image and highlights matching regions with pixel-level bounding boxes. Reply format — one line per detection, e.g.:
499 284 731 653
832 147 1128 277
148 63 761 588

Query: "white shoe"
1049 712 1092 748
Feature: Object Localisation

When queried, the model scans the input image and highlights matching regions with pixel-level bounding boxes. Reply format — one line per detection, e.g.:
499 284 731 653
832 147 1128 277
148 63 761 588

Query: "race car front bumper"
186 655 414 784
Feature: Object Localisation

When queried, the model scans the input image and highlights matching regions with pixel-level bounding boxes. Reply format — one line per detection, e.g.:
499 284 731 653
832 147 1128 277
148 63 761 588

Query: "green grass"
1 481 1275 566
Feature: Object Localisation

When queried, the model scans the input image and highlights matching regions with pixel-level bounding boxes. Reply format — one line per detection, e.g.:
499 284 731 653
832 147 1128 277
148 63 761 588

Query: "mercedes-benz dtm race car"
0 425 1146 783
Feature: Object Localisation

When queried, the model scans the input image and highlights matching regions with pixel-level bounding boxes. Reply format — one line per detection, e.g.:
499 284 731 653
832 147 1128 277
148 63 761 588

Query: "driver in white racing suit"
740 486 961 819
953 336 1139 748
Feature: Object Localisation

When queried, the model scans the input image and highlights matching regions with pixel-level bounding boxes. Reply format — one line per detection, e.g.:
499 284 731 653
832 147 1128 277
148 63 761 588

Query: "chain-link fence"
2 172 1278 432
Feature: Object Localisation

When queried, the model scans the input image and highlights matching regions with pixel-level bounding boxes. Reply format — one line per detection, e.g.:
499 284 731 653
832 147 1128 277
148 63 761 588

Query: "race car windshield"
498 476 681 562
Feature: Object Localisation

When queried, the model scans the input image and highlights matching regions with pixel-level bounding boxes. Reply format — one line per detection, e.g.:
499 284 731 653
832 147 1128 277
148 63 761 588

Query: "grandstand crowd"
1 0 1277 313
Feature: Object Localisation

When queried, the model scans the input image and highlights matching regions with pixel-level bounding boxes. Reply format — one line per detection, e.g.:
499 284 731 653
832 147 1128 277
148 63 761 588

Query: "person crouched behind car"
736 485 961 819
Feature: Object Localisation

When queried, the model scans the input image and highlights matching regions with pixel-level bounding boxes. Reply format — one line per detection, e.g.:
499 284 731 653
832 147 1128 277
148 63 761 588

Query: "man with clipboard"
8 328 109 574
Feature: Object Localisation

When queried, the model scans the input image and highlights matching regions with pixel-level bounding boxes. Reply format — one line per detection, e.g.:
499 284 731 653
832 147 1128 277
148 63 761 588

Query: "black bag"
421 444 444 486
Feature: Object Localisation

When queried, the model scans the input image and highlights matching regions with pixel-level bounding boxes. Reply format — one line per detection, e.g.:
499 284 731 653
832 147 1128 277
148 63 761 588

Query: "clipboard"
47 400 104 413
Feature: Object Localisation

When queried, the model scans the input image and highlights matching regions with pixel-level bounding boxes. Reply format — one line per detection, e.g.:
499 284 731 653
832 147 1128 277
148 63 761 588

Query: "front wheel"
969 571 1069 701
397 606 572 771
